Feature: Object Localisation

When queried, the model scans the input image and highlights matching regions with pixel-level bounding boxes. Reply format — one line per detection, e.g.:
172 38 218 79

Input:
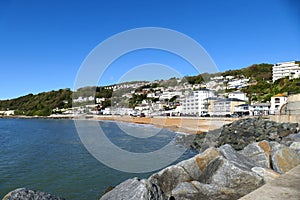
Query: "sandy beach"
92 115 238 134
2 115 239 134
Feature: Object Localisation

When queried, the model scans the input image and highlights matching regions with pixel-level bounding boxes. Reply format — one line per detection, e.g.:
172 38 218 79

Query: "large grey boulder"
177 155 202 180
289 141 300 153
199 156 264 197
148 165 191 196
218 144 256 170
100 178 166 200
251 167 280 183
240 141 271 168
171 181 238 200
194 147 221 172
148 147 221 196
2 188 65 200
270 142 300 174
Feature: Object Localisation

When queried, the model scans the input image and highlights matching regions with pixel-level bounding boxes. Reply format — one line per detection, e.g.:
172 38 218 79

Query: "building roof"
205 97 221 101
229 91 245 94
215 98 246 102
235 104 249 107
250 103 271 106
273 93 287 97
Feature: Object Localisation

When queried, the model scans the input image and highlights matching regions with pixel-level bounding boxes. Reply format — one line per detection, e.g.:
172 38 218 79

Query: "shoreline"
1 114 238 134
93 115 237 134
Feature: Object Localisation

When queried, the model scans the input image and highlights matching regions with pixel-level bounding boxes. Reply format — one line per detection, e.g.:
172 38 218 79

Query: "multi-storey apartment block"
180 89 216 116
272 61 300 82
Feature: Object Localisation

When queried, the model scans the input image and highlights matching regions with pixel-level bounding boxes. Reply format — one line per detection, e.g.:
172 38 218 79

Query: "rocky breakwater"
100 118 300 200
100 140 300 200
178 117 300 153
2 188 65 200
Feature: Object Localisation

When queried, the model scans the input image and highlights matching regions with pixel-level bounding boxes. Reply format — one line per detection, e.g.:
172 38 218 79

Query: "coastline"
1 114 238 134
93 115 238 134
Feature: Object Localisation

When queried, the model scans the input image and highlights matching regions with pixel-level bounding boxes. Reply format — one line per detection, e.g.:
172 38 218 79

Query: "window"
275 98 280 104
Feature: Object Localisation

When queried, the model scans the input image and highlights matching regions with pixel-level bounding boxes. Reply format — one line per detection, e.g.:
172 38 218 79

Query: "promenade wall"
267 114 300 123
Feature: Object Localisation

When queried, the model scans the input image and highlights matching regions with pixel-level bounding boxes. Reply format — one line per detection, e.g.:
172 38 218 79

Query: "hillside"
1 63 299 116
0 89 72 116
242 77 300 102
185 63 300 102
221 63 273 81
185 63 273 84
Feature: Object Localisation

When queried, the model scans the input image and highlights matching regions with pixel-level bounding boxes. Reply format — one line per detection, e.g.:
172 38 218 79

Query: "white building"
234 104 249 115
102 107 111 115
159 91 182 100
147 93 160 98
0 110 14 116
180 89 216 116
270 94 287 114
228 91 248 101
211 98 246 116
227 78 249 89
96 97 105 104
73 96 95 103
272 61 300 82
249 103 271 116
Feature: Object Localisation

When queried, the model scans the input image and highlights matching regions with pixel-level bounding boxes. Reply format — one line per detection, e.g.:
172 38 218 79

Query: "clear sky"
0 0 299 99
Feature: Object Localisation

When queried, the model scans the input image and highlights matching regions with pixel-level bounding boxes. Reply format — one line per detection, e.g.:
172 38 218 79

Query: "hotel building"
272 61 300 82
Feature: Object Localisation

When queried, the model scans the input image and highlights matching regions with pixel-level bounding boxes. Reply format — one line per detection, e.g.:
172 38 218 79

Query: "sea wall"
267 114 300 123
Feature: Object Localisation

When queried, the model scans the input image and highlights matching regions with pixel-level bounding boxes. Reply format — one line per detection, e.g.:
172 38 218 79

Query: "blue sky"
0 0 299 99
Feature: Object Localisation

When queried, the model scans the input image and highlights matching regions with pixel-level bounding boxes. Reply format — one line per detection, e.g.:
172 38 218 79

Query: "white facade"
228 91 248 101
180 89 216 116
73 96 95 103
159 91 182 100
147 93 159 98
211 98 246 116
0 110 14 116
96 97 105 104
227 78 249 89
249 103 271 116
272 61 300 82
270 94 287 114
103 107 111 115
234 104 249 114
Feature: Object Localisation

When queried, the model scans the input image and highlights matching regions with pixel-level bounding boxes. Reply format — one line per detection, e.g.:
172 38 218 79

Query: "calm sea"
0 118 196 199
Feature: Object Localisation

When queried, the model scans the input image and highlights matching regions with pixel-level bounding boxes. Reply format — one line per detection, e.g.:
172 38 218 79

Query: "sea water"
0 118 197 199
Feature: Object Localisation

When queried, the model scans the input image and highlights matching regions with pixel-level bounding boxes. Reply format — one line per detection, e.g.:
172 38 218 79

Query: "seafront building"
234 104 249 115
270 93 287 115
180 89 216 116
159 91 182 100
210 98 246 116
249 103 271 116
228 91 248 101
0 110 14 116
272 61 300 82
